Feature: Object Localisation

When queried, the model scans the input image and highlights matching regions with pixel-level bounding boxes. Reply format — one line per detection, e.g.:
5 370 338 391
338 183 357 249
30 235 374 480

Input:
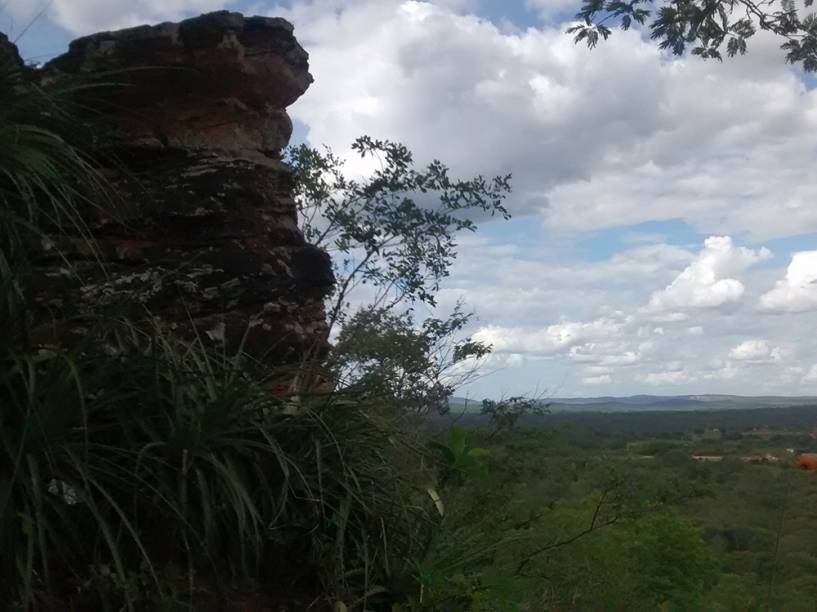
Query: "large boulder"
29 12 333 367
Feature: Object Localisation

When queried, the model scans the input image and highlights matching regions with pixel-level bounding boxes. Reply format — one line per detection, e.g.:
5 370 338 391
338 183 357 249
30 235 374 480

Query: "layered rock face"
31 12 333 366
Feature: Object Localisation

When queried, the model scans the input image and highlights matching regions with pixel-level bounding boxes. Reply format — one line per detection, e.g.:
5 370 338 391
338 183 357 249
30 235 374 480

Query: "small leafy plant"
428 426 492 487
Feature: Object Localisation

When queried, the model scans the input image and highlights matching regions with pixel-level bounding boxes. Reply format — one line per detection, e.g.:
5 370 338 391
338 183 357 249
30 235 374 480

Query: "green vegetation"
419 407 817 610
287 136 510 328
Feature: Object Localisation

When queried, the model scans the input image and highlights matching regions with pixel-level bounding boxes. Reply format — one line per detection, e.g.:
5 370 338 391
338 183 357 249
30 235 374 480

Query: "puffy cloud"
581 374 612 385
803 365 817 384
473 317 624 356
584 365 612 375
3 0 233 35
432 233 696 328
728 339 785 363
646 236 771 312
645 311 691 323
642 370 693 386
759 251 817 313
440 226 817 396
701 363 739 380
568 343 641 365
600 351 641 365
264 1 817 240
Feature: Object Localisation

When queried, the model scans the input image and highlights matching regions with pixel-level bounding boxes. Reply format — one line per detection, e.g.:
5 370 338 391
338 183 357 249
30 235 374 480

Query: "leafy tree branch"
567 0 817 71
288 136 511 412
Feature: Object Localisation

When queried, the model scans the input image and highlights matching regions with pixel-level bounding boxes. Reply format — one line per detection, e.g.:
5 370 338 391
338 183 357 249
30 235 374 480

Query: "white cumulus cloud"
759 251 817 313
473 317 623 356
646 236 771 312
266 1 817 241
582 374 612 385
3 0 234 36
729 339 785 363
642 370 693 385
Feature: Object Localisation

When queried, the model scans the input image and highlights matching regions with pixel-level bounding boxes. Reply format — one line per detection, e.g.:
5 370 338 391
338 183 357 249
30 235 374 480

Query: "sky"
6 0 817 398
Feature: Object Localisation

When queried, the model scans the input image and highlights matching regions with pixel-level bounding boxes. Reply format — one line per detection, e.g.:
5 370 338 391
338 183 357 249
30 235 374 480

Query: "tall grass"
0 53 118 270
1 318 434 609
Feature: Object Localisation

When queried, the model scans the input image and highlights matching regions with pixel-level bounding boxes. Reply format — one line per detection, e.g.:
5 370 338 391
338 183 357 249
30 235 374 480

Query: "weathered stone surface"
27 12 333 366
49 11 308 88
45 11 312 155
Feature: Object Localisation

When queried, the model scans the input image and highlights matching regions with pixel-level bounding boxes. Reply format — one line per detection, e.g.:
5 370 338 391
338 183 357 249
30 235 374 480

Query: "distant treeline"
430 404 817 437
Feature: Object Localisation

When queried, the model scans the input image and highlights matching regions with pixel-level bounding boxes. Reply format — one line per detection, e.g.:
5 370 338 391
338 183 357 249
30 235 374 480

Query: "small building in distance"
797 453 817 470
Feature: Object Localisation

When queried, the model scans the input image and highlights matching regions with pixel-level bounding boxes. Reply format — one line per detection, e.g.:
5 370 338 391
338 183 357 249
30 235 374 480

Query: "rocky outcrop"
0 32 23 68
29 11 333 367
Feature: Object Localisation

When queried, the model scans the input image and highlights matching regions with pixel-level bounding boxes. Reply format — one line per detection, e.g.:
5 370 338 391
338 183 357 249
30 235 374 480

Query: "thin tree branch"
514 485 619 576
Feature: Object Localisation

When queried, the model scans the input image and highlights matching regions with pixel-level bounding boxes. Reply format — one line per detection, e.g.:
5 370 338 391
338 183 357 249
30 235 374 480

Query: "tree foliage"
288 137 511 413
481 396 549 437
568 0 817 71
332 304 491 415
287 136 511 328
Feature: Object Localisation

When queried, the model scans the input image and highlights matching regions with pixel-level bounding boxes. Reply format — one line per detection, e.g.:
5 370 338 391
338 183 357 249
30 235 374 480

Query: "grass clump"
1 320 434 610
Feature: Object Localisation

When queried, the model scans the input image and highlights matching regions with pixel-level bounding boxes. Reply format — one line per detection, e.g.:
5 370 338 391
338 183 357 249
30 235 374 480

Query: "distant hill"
448 394 817 413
